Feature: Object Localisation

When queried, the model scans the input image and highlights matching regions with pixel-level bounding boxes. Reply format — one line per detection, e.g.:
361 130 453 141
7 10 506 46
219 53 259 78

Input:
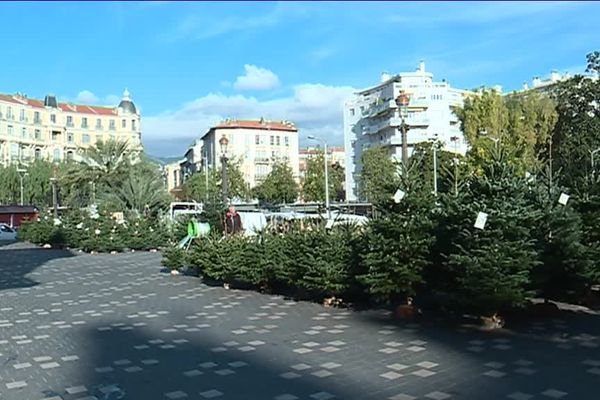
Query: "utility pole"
204 153 209 202
17 168 27 205
395 92 411 166
308 135 330 219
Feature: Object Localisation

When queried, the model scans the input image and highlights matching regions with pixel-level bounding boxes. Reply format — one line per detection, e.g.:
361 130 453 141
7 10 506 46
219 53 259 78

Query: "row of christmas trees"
163 146 600 317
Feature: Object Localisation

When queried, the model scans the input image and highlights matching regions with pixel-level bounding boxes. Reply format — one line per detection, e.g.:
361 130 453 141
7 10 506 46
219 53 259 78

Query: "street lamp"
17 167 28 205
307 135 330 219
219 135 229 203
450 136 460 196
395 92 411 166
429 135 439 196
479 129 499 149
591 147 600 180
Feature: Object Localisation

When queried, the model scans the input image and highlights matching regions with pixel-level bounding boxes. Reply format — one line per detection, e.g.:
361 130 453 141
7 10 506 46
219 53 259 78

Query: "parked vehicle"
0 223 17 241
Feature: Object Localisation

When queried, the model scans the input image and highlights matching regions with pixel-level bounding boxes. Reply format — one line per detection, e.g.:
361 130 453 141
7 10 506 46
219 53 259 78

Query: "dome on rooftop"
118 88 137 114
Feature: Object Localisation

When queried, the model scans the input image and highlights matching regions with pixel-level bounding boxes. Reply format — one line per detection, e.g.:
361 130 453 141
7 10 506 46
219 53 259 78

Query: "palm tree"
100 162 170 217
77 139 131 184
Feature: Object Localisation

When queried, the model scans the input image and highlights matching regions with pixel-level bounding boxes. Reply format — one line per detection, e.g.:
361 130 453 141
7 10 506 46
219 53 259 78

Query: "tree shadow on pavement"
0 243 75 292
354 307 600 400
64 322 367 400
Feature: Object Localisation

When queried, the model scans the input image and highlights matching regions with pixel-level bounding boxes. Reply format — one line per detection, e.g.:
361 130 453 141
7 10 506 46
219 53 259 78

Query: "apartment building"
343 61 472 201
0 89 142 166
200 119 299 189
298 146 345 178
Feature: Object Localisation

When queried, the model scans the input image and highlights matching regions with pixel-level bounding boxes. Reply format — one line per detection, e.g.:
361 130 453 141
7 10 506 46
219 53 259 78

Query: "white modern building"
343 61 472 201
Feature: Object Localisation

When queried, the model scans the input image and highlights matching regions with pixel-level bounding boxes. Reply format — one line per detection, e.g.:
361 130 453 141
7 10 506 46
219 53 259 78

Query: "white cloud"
142 83 356 156
76 90 99 104
72 90 120 106
233 65 281 91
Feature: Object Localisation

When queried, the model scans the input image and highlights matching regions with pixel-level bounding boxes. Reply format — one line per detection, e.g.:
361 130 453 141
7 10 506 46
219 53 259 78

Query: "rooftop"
214 118 297 132
0 91 132 116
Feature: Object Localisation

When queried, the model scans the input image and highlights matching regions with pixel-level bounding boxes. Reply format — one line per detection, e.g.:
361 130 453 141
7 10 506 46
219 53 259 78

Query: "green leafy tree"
357 146 399 204
0 165 20 204
302 150 344 202
183 169 221 203
551 53 600 194
23 160 53 207
226 157 251 201
253 161 298 205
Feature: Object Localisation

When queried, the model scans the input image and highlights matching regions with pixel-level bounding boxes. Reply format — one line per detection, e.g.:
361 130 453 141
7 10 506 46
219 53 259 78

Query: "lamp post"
204 151 209 202
591 147 600 181
450 136 460 196
219 135 229 203
429 135 439 196
479 129 499 150
17 168 27 205
395 92 411 166
307 135 330 219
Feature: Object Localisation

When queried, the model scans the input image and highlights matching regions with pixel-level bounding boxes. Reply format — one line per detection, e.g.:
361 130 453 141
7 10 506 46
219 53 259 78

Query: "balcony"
254 157 271 164
409 98 429 108
366 99 395 118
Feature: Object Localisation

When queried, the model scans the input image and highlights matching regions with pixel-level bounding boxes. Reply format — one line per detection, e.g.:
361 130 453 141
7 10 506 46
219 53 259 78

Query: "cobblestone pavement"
0 242 599 400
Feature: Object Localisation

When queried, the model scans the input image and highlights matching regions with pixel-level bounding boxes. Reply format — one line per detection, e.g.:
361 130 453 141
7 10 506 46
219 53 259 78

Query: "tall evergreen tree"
357 159 435 304
438 145 542 315
357 146 399 205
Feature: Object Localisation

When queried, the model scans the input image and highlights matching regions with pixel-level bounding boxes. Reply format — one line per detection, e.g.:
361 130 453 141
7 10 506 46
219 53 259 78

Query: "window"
34 111 41 124
270 135 274 145
350 108 355 116
122 119 126 128
53 148 60 162
96 119 102 130
19 109 25 121
67 133 74 143
66 151 74 161
82 133 90 144
35 148 41 159
21 127 27 138
285 136 289 147
81 117 88 129
255 135 260 145
52 131 60 142
7 106 13 119
50 114 56 123
10 143 19 159
66 116 73 127
276 136 280 146
34 129 41 140
109 120 115 130
132 119 136 131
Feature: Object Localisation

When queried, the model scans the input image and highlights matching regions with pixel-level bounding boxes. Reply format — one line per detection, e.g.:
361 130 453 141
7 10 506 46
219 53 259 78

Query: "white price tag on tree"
558 193 570 206
393 189 406 203
474 211 488 230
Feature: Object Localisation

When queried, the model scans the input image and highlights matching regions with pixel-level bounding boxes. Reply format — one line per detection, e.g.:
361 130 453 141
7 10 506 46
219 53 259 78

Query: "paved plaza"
0 242 599 400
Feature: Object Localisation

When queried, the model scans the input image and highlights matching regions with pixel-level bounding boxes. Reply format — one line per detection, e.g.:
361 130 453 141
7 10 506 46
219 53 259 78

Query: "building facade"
200 119 299 189
298 146 346 179
0 89 142 166
343 61 472 201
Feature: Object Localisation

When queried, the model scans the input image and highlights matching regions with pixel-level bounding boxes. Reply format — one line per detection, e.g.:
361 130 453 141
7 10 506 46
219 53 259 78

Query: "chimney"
381 72 391 82
522 82 529 90
550 70 561 82
532 77 542 87
419 60 425 73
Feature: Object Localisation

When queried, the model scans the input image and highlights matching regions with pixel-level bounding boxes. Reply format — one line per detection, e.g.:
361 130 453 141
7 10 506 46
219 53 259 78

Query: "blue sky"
1 1 599 156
